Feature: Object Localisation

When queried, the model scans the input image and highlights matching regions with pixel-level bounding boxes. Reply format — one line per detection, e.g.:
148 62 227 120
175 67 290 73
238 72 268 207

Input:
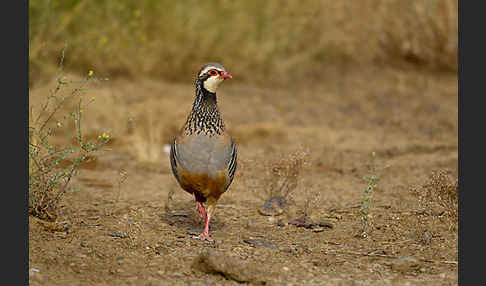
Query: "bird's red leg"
195 201 202 223
194 201 215 241
195 201 207 223
195 212 212 241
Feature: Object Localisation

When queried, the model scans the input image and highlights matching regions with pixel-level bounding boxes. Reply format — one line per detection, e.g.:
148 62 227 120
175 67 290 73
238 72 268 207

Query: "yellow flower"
99 132 110 140
88 70 94 77
56 122 63 128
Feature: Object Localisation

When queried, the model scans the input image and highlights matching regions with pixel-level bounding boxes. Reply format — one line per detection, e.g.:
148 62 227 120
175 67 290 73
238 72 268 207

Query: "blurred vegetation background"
29 0 457 87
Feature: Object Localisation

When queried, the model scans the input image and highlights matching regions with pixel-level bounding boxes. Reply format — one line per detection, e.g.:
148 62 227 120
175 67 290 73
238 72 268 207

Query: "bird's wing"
224 139 238 191
169 138 182 185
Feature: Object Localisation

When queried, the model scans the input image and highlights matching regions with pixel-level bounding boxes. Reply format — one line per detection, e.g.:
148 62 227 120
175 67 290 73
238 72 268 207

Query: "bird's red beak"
219 71 232 79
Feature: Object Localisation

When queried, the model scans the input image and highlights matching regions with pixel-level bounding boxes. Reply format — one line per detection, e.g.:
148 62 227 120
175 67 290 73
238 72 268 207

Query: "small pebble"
29 268 40 276
154 246 169 255
243 239 279 249
187 229 200 236
258 196 287 216
107 231 128 238
55 232 68 239
282 248 293 253
318 221 334 228
289 216 314 228
171 212 188 217
56 221 70 230
117 257 124 265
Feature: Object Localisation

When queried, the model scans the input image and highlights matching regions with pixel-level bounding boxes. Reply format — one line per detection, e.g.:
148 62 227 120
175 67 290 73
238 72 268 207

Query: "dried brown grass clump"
265 149 310 199
127 112 182 163
256 149 316 217
412 169 458 218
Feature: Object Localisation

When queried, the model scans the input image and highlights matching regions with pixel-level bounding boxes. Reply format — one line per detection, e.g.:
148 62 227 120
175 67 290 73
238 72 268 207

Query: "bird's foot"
192 233 214 242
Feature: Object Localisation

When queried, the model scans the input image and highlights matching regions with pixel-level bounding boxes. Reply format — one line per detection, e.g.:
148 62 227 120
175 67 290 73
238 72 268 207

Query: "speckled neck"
183 79 225 136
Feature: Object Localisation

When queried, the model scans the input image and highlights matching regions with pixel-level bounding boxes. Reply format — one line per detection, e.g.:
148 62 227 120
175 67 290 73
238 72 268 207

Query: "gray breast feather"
172 135 235 180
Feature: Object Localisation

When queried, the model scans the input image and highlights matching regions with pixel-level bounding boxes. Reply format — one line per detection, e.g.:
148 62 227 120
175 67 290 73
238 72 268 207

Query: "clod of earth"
191 250 272 284
258 196 287 216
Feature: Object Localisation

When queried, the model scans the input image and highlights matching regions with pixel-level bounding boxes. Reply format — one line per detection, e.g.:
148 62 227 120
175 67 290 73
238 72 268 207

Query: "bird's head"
196 62 232 93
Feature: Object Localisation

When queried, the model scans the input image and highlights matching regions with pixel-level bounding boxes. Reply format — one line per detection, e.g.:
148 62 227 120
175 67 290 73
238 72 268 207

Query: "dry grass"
124 103 184 163
29 0 457 87
264 149 310 200
374 0 458 71
412 169 458 218
29 59 111 221
253 149 322 219
127 110 168 163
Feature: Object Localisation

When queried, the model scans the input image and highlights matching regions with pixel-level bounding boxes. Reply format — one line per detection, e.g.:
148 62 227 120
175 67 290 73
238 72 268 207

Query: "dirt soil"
29 67 458 285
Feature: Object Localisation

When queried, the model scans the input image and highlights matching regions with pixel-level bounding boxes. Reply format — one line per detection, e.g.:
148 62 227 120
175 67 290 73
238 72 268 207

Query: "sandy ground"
29 66 458 285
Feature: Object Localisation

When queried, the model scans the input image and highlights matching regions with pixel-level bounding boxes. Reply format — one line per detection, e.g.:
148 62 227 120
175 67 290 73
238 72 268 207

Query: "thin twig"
324 250 458 265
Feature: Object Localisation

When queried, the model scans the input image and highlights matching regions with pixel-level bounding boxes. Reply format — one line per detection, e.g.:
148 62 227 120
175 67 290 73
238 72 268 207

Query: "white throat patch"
203 76 224 93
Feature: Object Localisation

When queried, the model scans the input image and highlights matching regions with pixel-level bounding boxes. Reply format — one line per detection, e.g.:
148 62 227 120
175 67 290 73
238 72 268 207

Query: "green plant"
29 46 110 221
358 152 388 237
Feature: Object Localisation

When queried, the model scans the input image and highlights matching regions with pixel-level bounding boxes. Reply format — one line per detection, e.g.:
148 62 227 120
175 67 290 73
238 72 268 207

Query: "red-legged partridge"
169 63 237 241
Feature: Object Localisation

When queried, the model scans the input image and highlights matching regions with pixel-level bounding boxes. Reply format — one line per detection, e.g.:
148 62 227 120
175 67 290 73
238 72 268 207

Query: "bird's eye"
208 70 218 76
